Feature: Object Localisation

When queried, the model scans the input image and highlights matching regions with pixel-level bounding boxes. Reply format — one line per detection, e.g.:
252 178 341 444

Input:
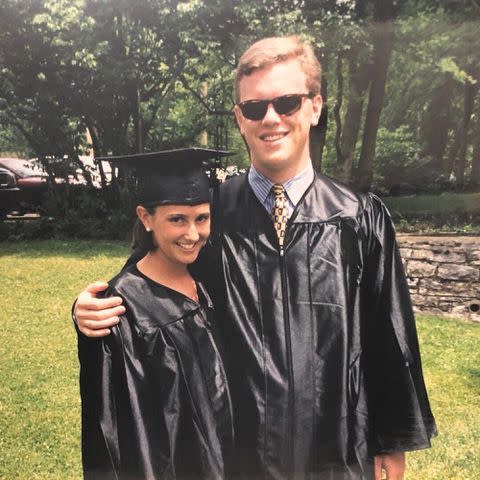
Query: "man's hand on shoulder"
375 452 406 480
74 281 125 337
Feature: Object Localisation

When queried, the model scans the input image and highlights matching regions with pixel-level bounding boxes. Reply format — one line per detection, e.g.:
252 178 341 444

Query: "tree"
1 0 479 198
452 76 477 184
471 113 480 184
0 0 92 186
354 0 401 190
420 76 455 174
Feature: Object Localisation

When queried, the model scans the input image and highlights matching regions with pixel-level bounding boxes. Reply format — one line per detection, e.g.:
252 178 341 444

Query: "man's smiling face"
234 58 322 182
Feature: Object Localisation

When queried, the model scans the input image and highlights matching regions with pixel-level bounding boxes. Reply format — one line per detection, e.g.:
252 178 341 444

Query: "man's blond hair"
234 35 322 103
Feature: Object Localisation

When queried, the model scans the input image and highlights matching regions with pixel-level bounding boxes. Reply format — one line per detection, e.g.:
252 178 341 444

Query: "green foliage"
0 240 479 479
384 191 480 215
323 6 480 191
1 0 479 194
0 124 32 157
383 191 480 232
394 217 480 234
0 214 132 242
0 187 134 241
438 57 478 85
373 126 426 194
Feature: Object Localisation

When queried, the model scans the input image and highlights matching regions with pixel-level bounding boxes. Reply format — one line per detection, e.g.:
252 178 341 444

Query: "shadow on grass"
1 239 130 259
464 367 480 389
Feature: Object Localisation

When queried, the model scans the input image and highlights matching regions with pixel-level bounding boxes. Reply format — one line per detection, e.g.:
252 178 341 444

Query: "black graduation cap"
96 148 232 207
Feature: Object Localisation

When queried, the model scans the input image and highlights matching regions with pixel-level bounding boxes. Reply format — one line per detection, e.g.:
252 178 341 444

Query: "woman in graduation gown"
77 149 234 480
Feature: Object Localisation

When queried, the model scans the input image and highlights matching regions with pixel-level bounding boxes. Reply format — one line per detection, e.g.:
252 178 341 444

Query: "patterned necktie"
271 184 289 253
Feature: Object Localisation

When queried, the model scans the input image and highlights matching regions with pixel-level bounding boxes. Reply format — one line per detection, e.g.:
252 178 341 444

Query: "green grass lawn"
383 191 480 215
0 240 479 479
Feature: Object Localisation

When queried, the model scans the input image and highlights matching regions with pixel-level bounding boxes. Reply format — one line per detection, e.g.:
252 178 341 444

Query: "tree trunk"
472 124 480 185
335 48 370 183
444 121 460 178
72 154 94 188
310 62 328 172
199 81 208 146
471 90 480 185
420 75 454 174
453 79 477 185
355 17 395 191
84 120 108 189
133 86 143 154
355 0 367 18
333 55 345 175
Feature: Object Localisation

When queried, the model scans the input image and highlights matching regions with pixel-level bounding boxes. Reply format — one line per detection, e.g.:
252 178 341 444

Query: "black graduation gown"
78 265 234 480
202 172 436 480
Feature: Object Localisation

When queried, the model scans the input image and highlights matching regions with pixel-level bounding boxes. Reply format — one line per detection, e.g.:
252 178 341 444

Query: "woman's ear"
136 205 151 231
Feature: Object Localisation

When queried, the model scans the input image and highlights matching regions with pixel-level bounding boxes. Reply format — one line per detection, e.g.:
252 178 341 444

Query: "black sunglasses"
238 93 314 121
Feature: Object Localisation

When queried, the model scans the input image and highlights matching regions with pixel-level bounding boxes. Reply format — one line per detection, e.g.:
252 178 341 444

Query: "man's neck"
248 162 315 213
251 159 312 184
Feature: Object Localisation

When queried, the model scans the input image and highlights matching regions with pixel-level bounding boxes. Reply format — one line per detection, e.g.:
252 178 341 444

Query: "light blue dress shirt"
247 163 315 218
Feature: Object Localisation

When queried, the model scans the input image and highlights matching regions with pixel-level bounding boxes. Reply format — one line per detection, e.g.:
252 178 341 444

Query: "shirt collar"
248 165 274 204
248 162 315 207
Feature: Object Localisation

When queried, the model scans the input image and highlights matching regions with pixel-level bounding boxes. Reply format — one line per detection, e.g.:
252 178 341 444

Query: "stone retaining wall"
397 235 480 322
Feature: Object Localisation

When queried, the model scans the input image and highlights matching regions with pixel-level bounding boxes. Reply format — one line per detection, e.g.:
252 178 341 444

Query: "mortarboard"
96 148 232 207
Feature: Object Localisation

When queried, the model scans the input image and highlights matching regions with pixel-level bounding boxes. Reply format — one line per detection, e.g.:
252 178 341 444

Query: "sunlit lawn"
0 240 479 479
383 192 480 215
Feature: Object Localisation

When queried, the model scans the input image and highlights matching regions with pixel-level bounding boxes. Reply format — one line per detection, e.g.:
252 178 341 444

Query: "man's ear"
234 105 245 135
311 94 323 126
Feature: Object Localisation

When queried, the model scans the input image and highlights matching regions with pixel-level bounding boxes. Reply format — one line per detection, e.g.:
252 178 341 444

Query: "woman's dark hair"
131 205 156 251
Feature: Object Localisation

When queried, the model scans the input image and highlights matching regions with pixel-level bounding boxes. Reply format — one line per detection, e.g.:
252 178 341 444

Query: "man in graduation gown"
75 36 436 479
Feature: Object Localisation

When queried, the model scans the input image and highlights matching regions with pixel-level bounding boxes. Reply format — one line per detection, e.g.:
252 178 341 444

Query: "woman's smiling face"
138 203 211 266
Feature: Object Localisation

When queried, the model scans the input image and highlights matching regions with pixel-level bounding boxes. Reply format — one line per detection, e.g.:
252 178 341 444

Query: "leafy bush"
1 186 135 241
373 126 429 195
383 191 480 233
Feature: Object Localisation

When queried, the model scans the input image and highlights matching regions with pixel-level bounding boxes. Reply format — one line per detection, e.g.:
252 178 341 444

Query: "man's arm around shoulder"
74 281 124 338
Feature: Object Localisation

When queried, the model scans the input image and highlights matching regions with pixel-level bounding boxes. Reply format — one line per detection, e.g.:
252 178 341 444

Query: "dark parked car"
0 157 49 218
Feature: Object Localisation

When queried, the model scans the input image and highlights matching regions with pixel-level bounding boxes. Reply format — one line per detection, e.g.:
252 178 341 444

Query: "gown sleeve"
77 289 177 479
77 324 119 479
360 194 437 454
